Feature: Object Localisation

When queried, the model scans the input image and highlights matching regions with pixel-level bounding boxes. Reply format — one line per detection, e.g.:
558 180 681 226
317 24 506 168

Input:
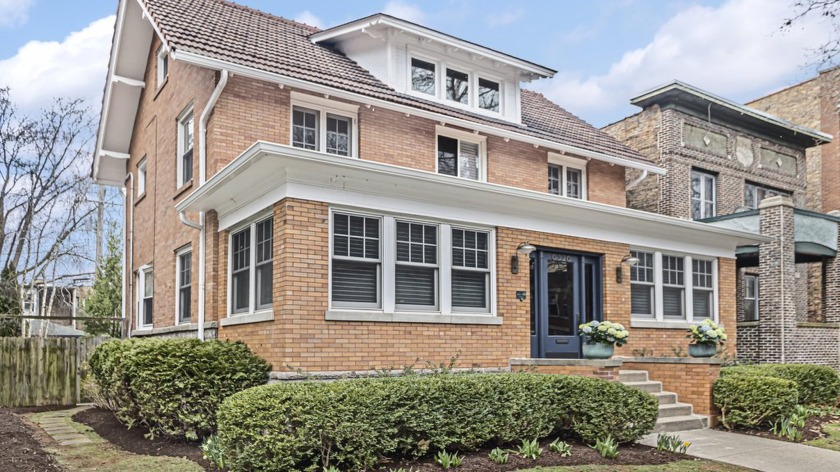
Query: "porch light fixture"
510 242 537 274
615 254 640 284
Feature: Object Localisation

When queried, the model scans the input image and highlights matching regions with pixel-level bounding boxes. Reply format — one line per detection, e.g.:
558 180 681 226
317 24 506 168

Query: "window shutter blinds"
395 266 436 306
630 285 653 316
452 270 487 308
459 141 479 180
662 287 683 318
332 260 378 304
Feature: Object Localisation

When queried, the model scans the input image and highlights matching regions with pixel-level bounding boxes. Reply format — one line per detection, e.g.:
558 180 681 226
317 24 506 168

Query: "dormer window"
408 55 504 116
446 68 469 104
478 78 500 112
411 58 436 95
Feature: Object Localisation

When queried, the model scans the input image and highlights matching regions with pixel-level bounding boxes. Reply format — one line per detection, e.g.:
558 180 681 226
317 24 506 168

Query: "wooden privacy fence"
0 336 108 408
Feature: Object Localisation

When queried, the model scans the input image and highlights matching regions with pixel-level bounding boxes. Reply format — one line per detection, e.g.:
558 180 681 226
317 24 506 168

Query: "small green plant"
549 438 572 457
389 468 417 472
656 433 690 453
517 438 543 460
771 416 804 441
200 434 227 469
488 447 509 464
592 435 619 459
434 451 463 469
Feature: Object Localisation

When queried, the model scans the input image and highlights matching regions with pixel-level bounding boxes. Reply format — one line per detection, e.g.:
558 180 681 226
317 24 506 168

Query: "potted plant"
578 320 628 359
686 319 727 357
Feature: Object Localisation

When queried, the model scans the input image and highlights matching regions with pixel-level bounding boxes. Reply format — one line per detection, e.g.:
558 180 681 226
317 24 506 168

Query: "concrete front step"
621 380 663 394
652 414 709 433
652 391 678 405
618 370 648 383
657 402 694 418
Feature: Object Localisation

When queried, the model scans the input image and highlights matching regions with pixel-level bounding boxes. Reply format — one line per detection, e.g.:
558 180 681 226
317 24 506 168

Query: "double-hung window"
137 158 147 197
291 93 358 157
630 251 655 318
692 259 714 319
437 131 485 181
176 249 191 323
548 154 587 199
744 275 759 321
137 268 153 328
230 216 274 315
331 213 381 308
744 182 789 210
691 170 716 219
156 46 168 88
395 221 438 310
177 107 194 187
451 228 490 311
662 255 685 319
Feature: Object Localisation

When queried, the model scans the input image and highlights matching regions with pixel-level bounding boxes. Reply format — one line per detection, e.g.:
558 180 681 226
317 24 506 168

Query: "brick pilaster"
823 211 840 324
758 195 796 363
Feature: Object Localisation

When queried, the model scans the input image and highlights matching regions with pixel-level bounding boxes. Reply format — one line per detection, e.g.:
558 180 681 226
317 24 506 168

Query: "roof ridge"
216 0 321 31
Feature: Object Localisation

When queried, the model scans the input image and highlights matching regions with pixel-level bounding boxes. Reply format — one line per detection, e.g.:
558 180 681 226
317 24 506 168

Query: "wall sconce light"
615 254 640 283
510 242 537 274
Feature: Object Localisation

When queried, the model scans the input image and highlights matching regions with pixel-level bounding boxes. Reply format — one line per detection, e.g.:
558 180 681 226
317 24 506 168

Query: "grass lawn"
516 460 753 471
805 421 840 452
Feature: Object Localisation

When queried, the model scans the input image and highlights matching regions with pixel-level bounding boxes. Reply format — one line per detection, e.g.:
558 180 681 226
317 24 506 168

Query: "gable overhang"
631 81 833 148
310 14 556 81
177 141 768 258
92 0 157 187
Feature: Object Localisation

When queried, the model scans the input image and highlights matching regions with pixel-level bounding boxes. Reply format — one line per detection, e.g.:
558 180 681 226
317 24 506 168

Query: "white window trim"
136 265 153 329
156 46 168 89
327 207 498 323
629 251 655 318
226 210 274 318
548 152 588 200
435 125 488 182
744 274 759 321
629 248 719 328
137 158 147 198
176 105 194 188
691 170 716 219
394 219 440 312
290 91 359 158
175 246 192 325
406 50 505 117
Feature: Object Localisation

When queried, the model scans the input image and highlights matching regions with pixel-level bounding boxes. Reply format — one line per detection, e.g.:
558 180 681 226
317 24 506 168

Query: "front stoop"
619 370 709 433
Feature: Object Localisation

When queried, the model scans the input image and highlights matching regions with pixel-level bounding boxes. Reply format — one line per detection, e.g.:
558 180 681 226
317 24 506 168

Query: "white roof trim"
171 50 665 175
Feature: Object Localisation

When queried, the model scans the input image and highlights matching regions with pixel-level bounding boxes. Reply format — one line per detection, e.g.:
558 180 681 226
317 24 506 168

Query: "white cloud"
294 10 324 29
533 0 833 124
0 15 114 110
486 9 524 27
0 0 34 28
383 1 426 24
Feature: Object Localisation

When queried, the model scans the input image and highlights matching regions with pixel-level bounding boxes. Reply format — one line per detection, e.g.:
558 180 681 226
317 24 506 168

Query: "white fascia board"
176 141 770 257
310 15 556 78
171 50 665 175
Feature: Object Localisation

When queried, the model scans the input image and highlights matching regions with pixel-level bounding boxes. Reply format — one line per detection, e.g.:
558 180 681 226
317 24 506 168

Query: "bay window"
331 213 381 308
229 215 274 315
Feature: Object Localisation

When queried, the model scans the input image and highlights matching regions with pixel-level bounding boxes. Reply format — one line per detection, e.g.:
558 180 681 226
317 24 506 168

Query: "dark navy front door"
530 250 602 358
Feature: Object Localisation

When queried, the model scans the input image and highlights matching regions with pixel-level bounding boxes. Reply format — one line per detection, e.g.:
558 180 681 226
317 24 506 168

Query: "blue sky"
0 0 831 126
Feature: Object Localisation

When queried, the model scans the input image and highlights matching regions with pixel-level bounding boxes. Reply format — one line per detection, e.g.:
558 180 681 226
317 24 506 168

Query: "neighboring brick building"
92 0 763 377
605 81 839 367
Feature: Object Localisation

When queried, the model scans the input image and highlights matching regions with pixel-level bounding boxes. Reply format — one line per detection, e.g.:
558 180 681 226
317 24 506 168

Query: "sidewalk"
639 429 840 472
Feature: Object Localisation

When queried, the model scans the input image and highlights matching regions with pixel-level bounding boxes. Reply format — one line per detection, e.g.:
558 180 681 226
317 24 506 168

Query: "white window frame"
289 91 359 158
327 207 497 321
406 51 505 116
548 153 588 200
629 248 719 327
629 250 655 318
691 169 716 220
156 46 168 89
175 246 192 325
435 125 488 182
137 158 147 198
395 219 440 312
226 211 274 317
136 265 153 329
744 274 759 321
176 105 194 188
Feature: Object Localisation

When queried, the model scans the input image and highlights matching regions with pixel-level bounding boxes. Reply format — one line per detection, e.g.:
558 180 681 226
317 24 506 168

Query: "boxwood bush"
216 373 658 472
714 374 798 429
88 338 270 440
721 364 840 406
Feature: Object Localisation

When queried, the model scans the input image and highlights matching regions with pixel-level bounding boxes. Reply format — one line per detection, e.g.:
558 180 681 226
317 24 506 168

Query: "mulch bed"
720 413 840 443
72 407 220 471
378 439 692 471
0 409 62 472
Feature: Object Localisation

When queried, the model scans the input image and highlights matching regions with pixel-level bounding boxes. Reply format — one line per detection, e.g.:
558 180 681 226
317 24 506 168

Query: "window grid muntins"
396 222 437 265
396 221 439 309
662 255 685 318
292 107 319 150
452 229 489 270
662 255 684 286
692 259 714 319
630 251 655 317
333 214 380 261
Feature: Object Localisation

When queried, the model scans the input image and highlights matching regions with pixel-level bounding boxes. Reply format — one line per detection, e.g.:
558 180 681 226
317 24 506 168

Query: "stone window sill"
325 310 502 325
631 319 719 329
219 310 274 327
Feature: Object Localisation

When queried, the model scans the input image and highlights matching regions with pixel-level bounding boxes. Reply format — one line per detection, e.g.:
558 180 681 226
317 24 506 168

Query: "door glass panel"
547 259 575 336
583 263 594 324
529 257 536 336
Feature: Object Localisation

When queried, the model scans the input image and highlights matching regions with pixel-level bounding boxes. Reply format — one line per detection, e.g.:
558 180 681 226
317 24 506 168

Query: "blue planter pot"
582 341 614 359
689 343 717 358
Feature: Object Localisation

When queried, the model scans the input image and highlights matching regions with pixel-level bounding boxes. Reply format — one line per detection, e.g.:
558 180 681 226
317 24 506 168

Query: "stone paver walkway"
639 428 840 472
32 406 92 446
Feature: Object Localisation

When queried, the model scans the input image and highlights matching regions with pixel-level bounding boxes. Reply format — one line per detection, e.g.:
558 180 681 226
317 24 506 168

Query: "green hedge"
714 374 798 429
88 338 270 440
216 373 658 472
721 364 840 406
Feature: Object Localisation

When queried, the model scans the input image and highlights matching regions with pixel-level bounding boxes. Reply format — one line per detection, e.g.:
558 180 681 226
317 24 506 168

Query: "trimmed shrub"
714 374 798 429
721 364 840 406
87 338 270 440
216 373 658 472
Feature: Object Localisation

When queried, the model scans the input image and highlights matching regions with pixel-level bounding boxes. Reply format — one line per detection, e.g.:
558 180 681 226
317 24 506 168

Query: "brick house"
605 81 840 367
92 0 765 383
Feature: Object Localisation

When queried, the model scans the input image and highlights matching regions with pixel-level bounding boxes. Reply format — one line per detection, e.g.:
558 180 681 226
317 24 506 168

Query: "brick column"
823 211 840 324
758 196 796 363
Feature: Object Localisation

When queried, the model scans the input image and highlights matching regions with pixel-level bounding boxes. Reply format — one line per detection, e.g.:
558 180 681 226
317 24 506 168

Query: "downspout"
178 69 229 342
124 174 134 338
625 169 648 191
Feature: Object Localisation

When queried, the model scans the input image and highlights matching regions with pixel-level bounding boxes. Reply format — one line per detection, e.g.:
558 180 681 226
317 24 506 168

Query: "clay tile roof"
143 0 651 165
